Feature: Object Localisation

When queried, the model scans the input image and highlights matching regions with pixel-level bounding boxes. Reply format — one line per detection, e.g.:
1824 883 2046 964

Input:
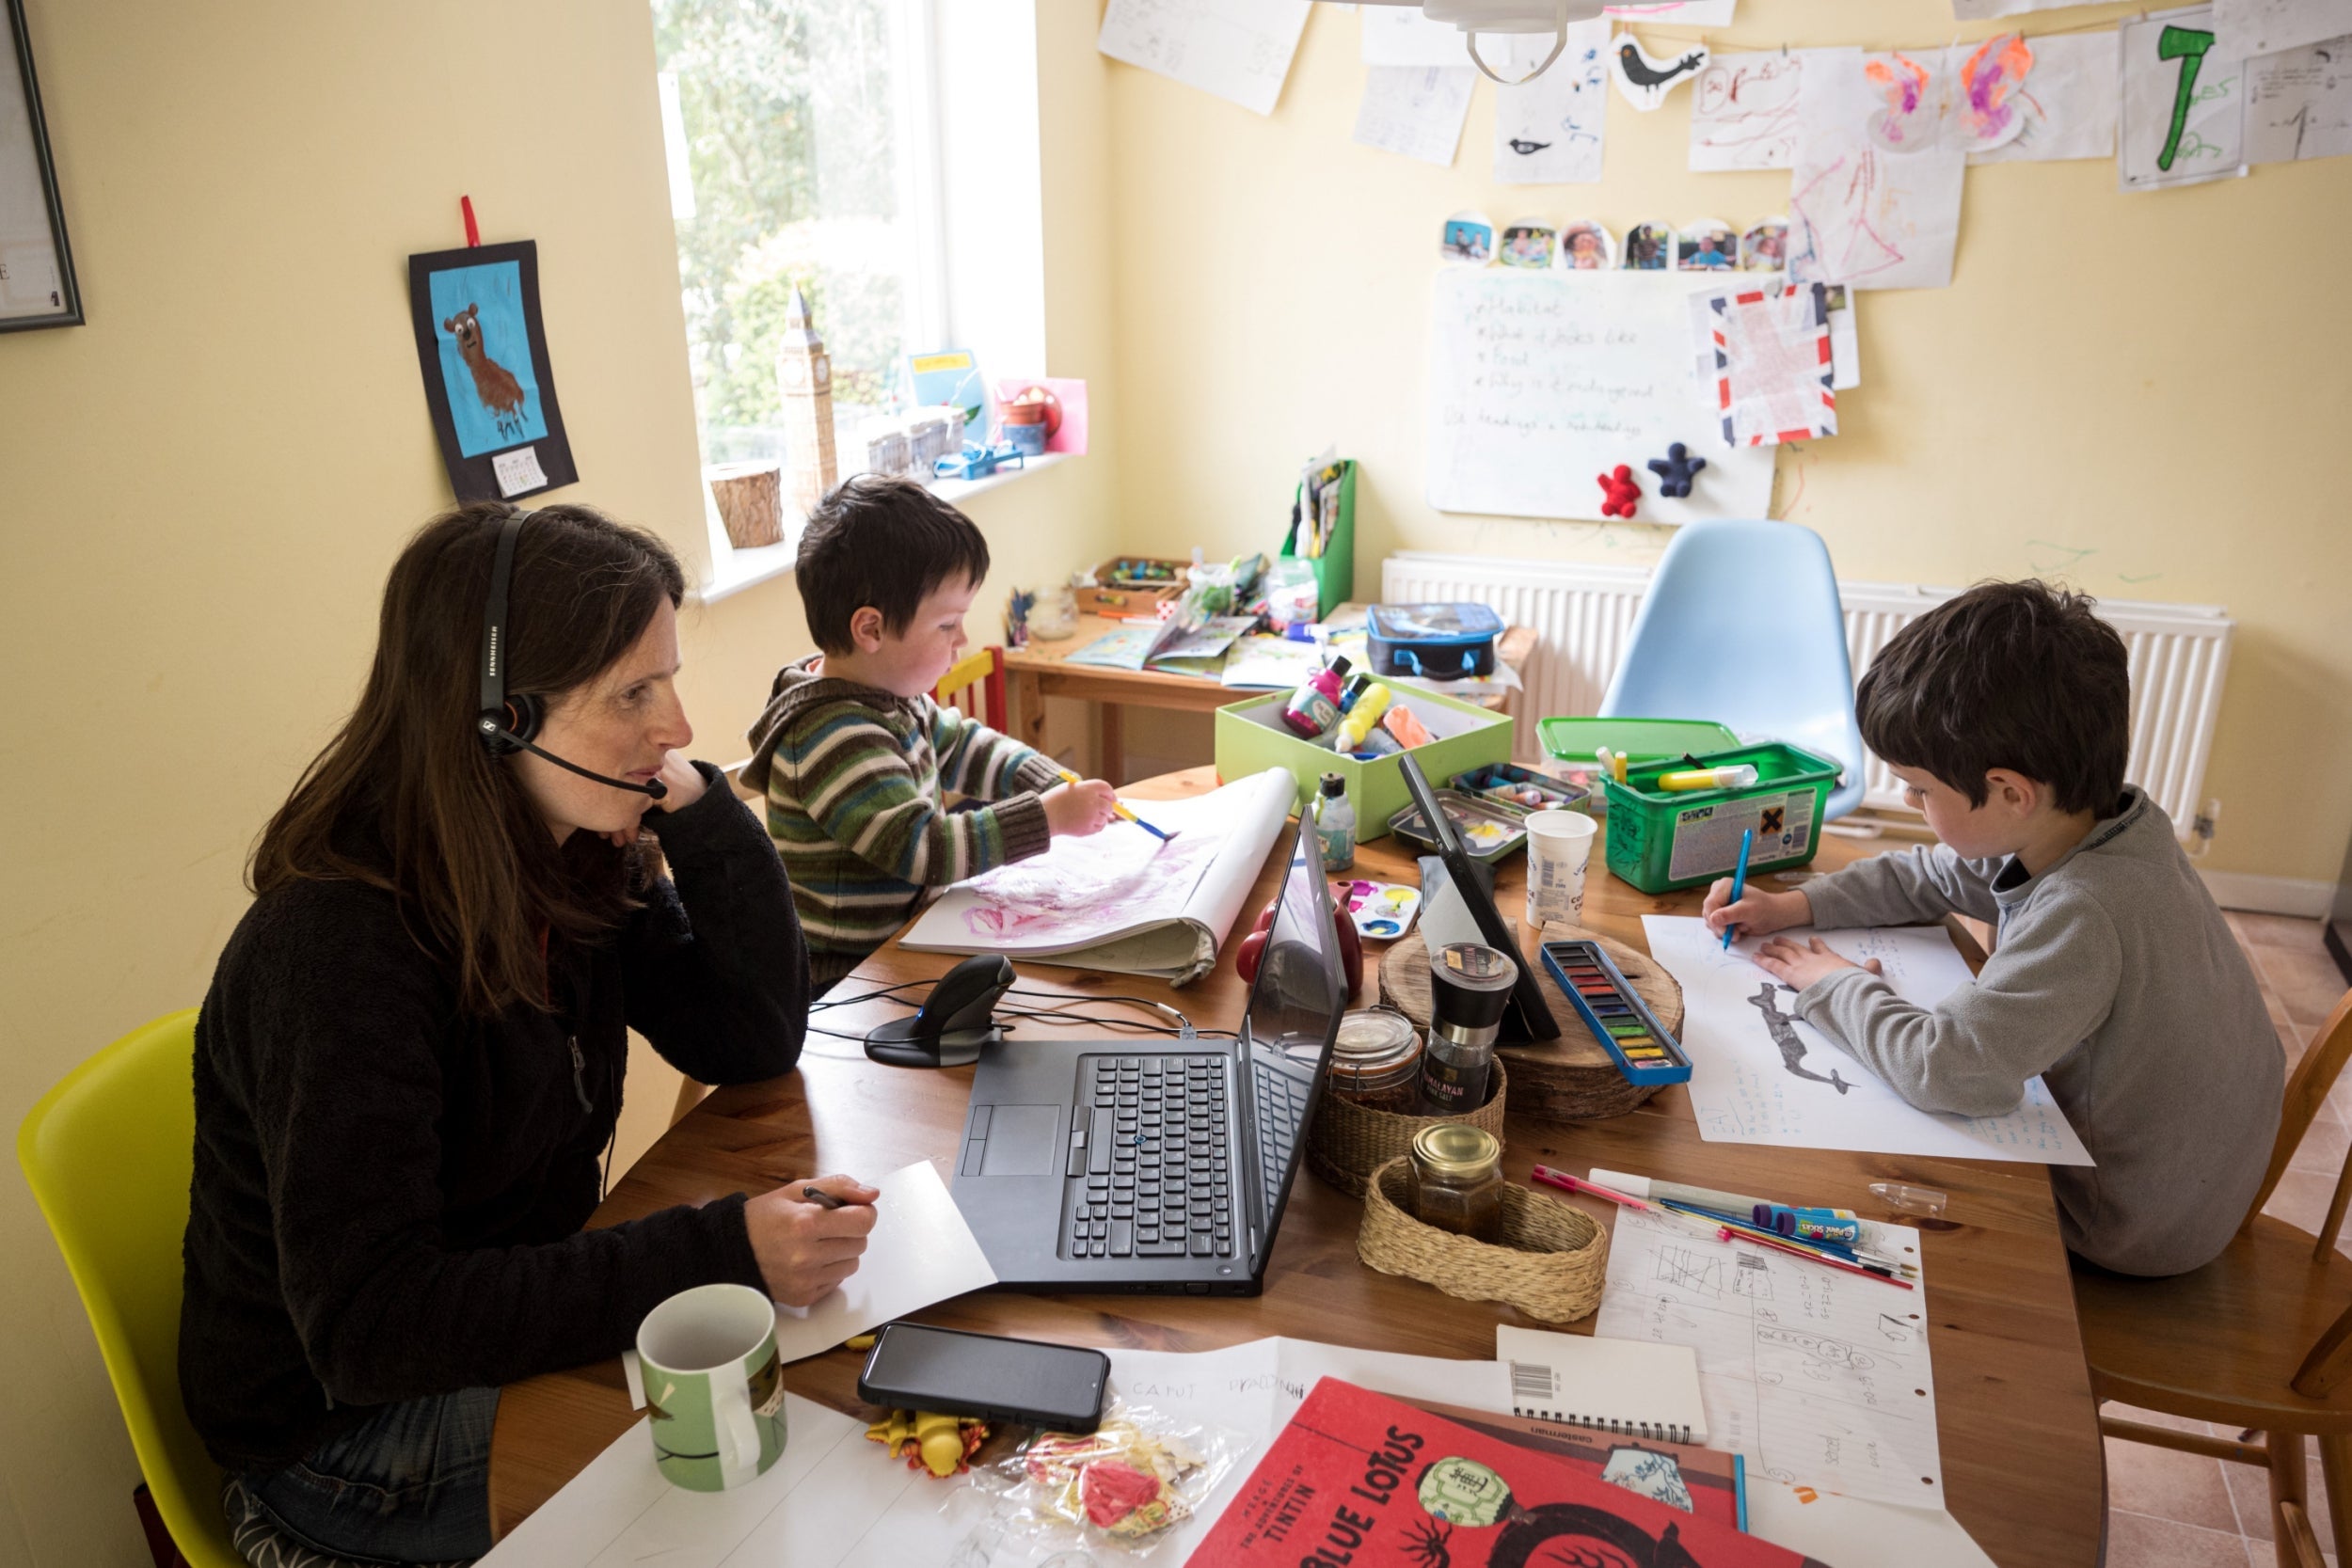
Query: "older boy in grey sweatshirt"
1704 581 2281 1277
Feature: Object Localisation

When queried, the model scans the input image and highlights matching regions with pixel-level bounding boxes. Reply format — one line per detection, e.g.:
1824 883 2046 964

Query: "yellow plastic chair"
18 1009 245 1568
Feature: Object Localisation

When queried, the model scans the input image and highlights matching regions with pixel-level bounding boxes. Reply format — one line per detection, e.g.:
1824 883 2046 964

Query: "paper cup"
1523 809 1598 930
636 1284 786 1491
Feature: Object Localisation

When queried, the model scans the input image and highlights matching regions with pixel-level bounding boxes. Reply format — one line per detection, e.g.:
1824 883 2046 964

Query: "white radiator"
1383 551 2235 828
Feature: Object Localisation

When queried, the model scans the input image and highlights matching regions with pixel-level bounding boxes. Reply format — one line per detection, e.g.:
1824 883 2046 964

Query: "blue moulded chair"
1600 519 1868 820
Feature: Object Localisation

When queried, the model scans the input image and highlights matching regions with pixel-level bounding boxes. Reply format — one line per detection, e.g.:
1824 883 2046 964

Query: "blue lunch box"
1365 602 1505 680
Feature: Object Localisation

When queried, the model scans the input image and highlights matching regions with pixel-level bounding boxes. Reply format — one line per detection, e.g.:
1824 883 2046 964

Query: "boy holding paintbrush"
1704 580 2281 1277
742 476 1118 990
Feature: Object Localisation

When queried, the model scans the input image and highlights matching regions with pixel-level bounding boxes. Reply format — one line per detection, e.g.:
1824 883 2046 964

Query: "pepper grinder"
1418 942 1518 1116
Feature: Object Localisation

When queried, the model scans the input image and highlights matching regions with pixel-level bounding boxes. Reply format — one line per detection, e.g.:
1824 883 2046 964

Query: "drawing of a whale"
1749 983 1852 1094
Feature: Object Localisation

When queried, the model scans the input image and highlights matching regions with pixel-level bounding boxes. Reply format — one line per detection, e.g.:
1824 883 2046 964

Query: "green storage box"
1214 685 1512 840
1601 742 1841 894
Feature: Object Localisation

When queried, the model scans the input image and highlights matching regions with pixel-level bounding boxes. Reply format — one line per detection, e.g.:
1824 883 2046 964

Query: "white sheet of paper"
1493 23 1613 182
1596 1207 1947 1510
1361 7 1469 66
1828 287 1860 388
1096 0 1311 117
2246 33 2352 160
1689 50 1818 170
1965 31 2122 164
1788 48 1966 291
1642 915 2096 1164
1354 64 1477 166
1425 269 1780 523
1495 1325 1708 1441
2215 0 2352 57
1747 1481 1999 1567
771 1161 996 1364
2121 6 2250 189
1950 0 2082 16
1610 0 1738 23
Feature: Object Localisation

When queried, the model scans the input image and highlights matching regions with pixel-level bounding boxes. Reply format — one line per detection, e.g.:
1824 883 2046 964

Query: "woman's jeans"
238 1386 501 1565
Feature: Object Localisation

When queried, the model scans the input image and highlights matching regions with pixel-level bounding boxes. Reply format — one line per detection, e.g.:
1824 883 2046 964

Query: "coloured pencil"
1722 827 1754 949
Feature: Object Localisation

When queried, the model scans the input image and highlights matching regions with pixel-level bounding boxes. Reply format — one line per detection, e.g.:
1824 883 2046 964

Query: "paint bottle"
1331 682 1394 752
1337 672 1375 712
1314 772 1357 872
1280 656 1352 738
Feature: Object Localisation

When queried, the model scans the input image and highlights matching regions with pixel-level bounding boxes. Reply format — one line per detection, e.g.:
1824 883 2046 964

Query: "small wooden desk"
489 769 2105 1566
1002 608 1538 783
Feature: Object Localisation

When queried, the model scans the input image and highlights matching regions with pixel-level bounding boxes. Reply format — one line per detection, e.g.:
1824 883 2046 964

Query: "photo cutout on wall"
405 240 577 501
1622 220 1674 270
1677 218 1740 270
1560 219 1616 269
1500 221 1558 269
1439 210 1496 264
1741 218 1790 271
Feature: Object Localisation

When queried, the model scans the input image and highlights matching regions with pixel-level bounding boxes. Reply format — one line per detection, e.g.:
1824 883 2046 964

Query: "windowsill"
688 451 1074 607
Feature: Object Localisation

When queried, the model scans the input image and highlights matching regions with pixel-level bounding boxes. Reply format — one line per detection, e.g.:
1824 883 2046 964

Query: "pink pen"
1530 1165 1657 1212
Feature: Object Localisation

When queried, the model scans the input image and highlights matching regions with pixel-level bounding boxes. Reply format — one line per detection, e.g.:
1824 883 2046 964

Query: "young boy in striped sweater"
742 476 1119 990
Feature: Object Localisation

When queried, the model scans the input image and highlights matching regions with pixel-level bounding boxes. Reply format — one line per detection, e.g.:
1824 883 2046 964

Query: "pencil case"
1366 603 1503 680
1538 939 1692 1085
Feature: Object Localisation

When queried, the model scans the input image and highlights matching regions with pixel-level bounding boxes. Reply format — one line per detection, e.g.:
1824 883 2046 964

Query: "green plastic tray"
1601 742 1841 894
1537 716 1741 765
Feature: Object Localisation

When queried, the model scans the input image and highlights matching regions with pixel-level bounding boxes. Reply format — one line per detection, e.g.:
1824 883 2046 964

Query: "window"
654 0 944 472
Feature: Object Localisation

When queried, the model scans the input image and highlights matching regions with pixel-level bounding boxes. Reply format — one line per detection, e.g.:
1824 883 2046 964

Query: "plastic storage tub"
1536 716 1743 768
1600 742 1841 894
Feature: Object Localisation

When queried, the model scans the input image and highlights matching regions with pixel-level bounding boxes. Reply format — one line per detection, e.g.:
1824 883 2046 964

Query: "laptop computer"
949 816 1345 1296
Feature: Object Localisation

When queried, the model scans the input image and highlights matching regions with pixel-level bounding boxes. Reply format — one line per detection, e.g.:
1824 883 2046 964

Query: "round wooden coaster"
1379 922 1684 1123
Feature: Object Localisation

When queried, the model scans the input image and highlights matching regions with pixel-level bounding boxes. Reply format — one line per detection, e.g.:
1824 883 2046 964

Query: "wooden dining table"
489 768 2106 1566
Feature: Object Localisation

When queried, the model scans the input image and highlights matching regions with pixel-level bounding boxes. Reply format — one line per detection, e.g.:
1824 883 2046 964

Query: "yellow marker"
1658 765 1759 792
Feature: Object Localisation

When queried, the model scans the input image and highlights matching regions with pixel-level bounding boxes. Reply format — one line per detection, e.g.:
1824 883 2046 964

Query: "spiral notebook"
1498 1325 1710 1446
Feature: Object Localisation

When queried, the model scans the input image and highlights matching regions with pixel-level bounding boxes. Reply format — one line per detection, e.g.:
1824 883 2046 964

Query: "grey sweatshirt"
1796 788 2282 1276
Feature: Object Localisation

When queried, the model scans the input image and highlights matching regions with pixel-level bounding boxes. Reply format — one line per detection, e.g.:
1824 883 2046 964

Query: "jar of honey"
1327 1008 1424 1113
1407 1123 1505 1240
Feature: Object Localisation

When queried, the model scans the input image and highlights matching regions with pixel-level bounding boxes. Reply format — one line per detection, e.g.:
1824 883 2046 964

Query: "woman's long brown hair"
252 501 687 1014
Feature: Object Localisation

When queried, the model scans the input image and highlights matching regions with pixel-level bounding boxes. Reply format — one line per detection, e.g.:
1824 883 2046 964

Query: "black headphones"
475 509 667 800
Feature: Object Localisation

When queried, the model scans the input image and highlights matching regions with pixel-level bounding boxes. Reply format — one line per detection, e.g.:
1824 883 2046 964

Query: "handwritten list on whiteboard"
1425 270 1778 524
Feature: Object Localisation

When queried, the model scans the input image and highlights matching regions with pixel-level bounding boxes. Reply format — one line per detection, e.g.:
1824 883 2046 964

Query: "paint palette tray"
1331 879 1422 942
1386 790 1527 863
1538 939 1692 1085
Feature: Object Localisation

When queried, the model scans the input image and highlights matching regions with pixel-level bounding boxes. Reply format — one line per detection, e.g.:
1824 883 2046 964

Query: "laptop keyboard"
1249 1053 1313 1210
1064 1055 1232 1261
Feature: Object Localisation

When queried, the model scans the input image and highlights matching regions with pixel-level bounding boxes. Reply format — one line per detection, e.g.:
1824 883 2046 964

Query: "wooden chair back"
2259 985 2352 1399
933 646 1008 731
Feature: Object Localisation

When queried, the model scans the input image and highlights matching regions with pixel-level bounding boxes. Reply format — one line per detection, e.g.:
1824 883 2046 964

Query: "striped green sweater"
742 657 1062 988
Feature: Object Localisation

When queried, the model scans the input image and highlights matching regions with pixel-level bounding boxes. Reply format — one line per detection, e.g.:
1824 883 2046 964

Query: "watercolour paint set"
1538 939 1692 1085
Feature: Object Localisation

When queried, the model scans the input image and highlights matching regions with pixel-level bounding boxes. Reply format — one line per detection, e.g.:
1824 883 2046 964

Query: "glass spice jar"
1327 1009 1425 1113
1407 1123 1505 1241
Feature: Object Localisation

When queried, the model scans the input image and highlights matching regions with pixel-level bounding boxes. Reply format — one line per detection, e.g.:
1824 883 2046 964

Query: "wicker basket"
1357 1155 1608 1323
1306 1059 1508 1198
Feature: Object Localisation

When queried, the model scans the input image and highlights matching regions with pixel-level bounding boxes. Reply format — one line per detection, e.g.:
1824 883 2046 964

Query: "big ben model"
777 285 837 516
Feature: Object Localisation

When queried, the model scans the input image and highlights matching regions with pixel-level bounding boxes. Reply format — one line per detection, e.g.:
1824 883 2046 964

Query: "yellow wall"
1104 0 2352 887
0 3 1115 1562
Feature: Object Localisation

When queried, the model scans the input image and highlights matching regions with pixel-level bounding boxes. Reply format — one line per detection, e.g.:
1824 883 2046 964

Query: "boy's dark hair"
794 475 990 653
1856 579 2130 816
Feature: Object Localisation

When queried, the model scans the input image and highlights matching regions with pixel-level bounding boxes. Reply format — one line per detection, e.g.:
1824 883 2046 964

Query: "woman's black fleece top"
180 765 809 1471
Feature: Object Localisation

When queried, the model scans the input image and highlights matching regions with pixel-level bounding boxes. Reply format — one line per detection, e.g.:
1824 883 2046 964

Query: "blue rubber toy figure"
1646 442 1708 499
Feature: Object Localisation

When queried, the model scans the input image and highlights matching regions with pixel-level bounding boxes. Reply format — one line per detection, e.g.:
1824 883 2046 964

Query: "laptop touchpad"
976 1104 1059 1177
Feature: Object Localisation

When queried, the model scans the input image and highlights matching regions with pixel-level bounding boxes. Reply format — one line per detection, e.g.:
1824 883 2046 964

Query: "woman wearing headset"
180 502 870 1563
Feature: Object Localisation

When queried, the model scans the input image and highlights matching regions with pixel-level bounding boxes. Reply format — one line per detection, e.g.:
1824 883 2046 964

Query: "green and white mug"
634 1283 787 1491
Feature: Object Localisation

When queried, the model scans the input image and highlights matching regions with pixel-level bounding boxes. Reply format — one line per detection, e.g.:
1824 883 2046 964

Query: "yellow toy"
866 1408 989 1478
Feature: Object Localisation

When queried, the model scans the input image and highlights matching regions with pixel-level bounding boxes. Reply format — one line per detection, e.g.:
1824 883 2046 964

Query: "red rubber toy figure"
1597 465 1643 519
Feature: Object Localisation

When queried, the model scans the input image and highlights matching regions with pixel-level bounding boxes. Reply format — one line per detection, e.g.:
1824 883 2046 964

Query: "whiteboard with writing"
1427 269 1778 524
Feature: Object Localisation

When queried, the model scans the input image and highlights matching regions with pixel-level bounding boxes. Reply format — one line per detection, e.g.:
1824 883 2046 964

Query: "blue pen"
1722 827 1754 949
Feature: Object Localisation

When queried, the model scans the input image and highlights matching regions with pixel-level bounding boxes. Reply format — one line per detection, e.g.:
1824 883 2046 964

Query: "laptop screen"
1243 817 1344 1055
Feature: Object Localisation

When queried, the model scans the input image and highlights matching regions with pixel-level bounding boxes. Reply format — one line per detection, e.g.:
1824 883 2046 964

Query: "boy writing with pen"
1705 580 2282 1278
741 476 1120 992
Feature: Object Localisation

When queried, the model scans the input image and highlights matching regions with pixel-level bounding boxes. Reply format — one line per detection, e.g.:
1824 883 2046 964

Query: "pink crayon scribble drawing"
959 832 1217 942
1864 52 1943 152
1959 33 2036 152
1790 151 1908 282
1691 53 1808 168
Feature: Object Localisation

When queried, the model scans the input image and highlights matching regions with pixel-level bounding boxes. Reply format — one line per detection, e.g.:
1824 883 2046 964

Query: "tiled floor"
2101 911 2349 1567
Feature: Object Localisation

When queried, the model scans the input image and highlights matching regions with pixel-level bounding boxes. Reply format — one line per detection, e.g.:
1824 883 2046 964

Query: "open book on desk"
899 767 1296 986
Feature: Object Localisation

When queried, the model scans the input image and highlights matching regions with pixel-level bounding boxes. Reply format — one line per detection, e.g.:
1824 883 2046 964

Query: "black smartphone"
856 1323 1110 1432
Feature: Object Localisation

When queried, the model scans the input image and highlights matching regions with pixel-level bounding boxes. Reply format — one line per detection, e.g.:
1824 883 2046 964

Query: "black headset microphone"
475 510 666 800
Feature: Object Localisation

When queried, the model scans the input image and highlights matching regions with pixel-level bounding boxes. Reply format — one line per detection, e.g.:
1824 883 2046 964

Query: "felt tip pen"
1673 1201 1915 1275
1716 1227 1914 1289
1722 827 1754 950
1530 1166 1655 1211
801 1185 847 1209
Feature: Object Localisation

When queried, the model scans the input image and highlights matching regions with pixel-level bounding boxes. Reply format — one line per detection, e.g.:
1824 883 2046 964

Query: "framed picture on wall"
405 239 579 501
2 0 84 332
